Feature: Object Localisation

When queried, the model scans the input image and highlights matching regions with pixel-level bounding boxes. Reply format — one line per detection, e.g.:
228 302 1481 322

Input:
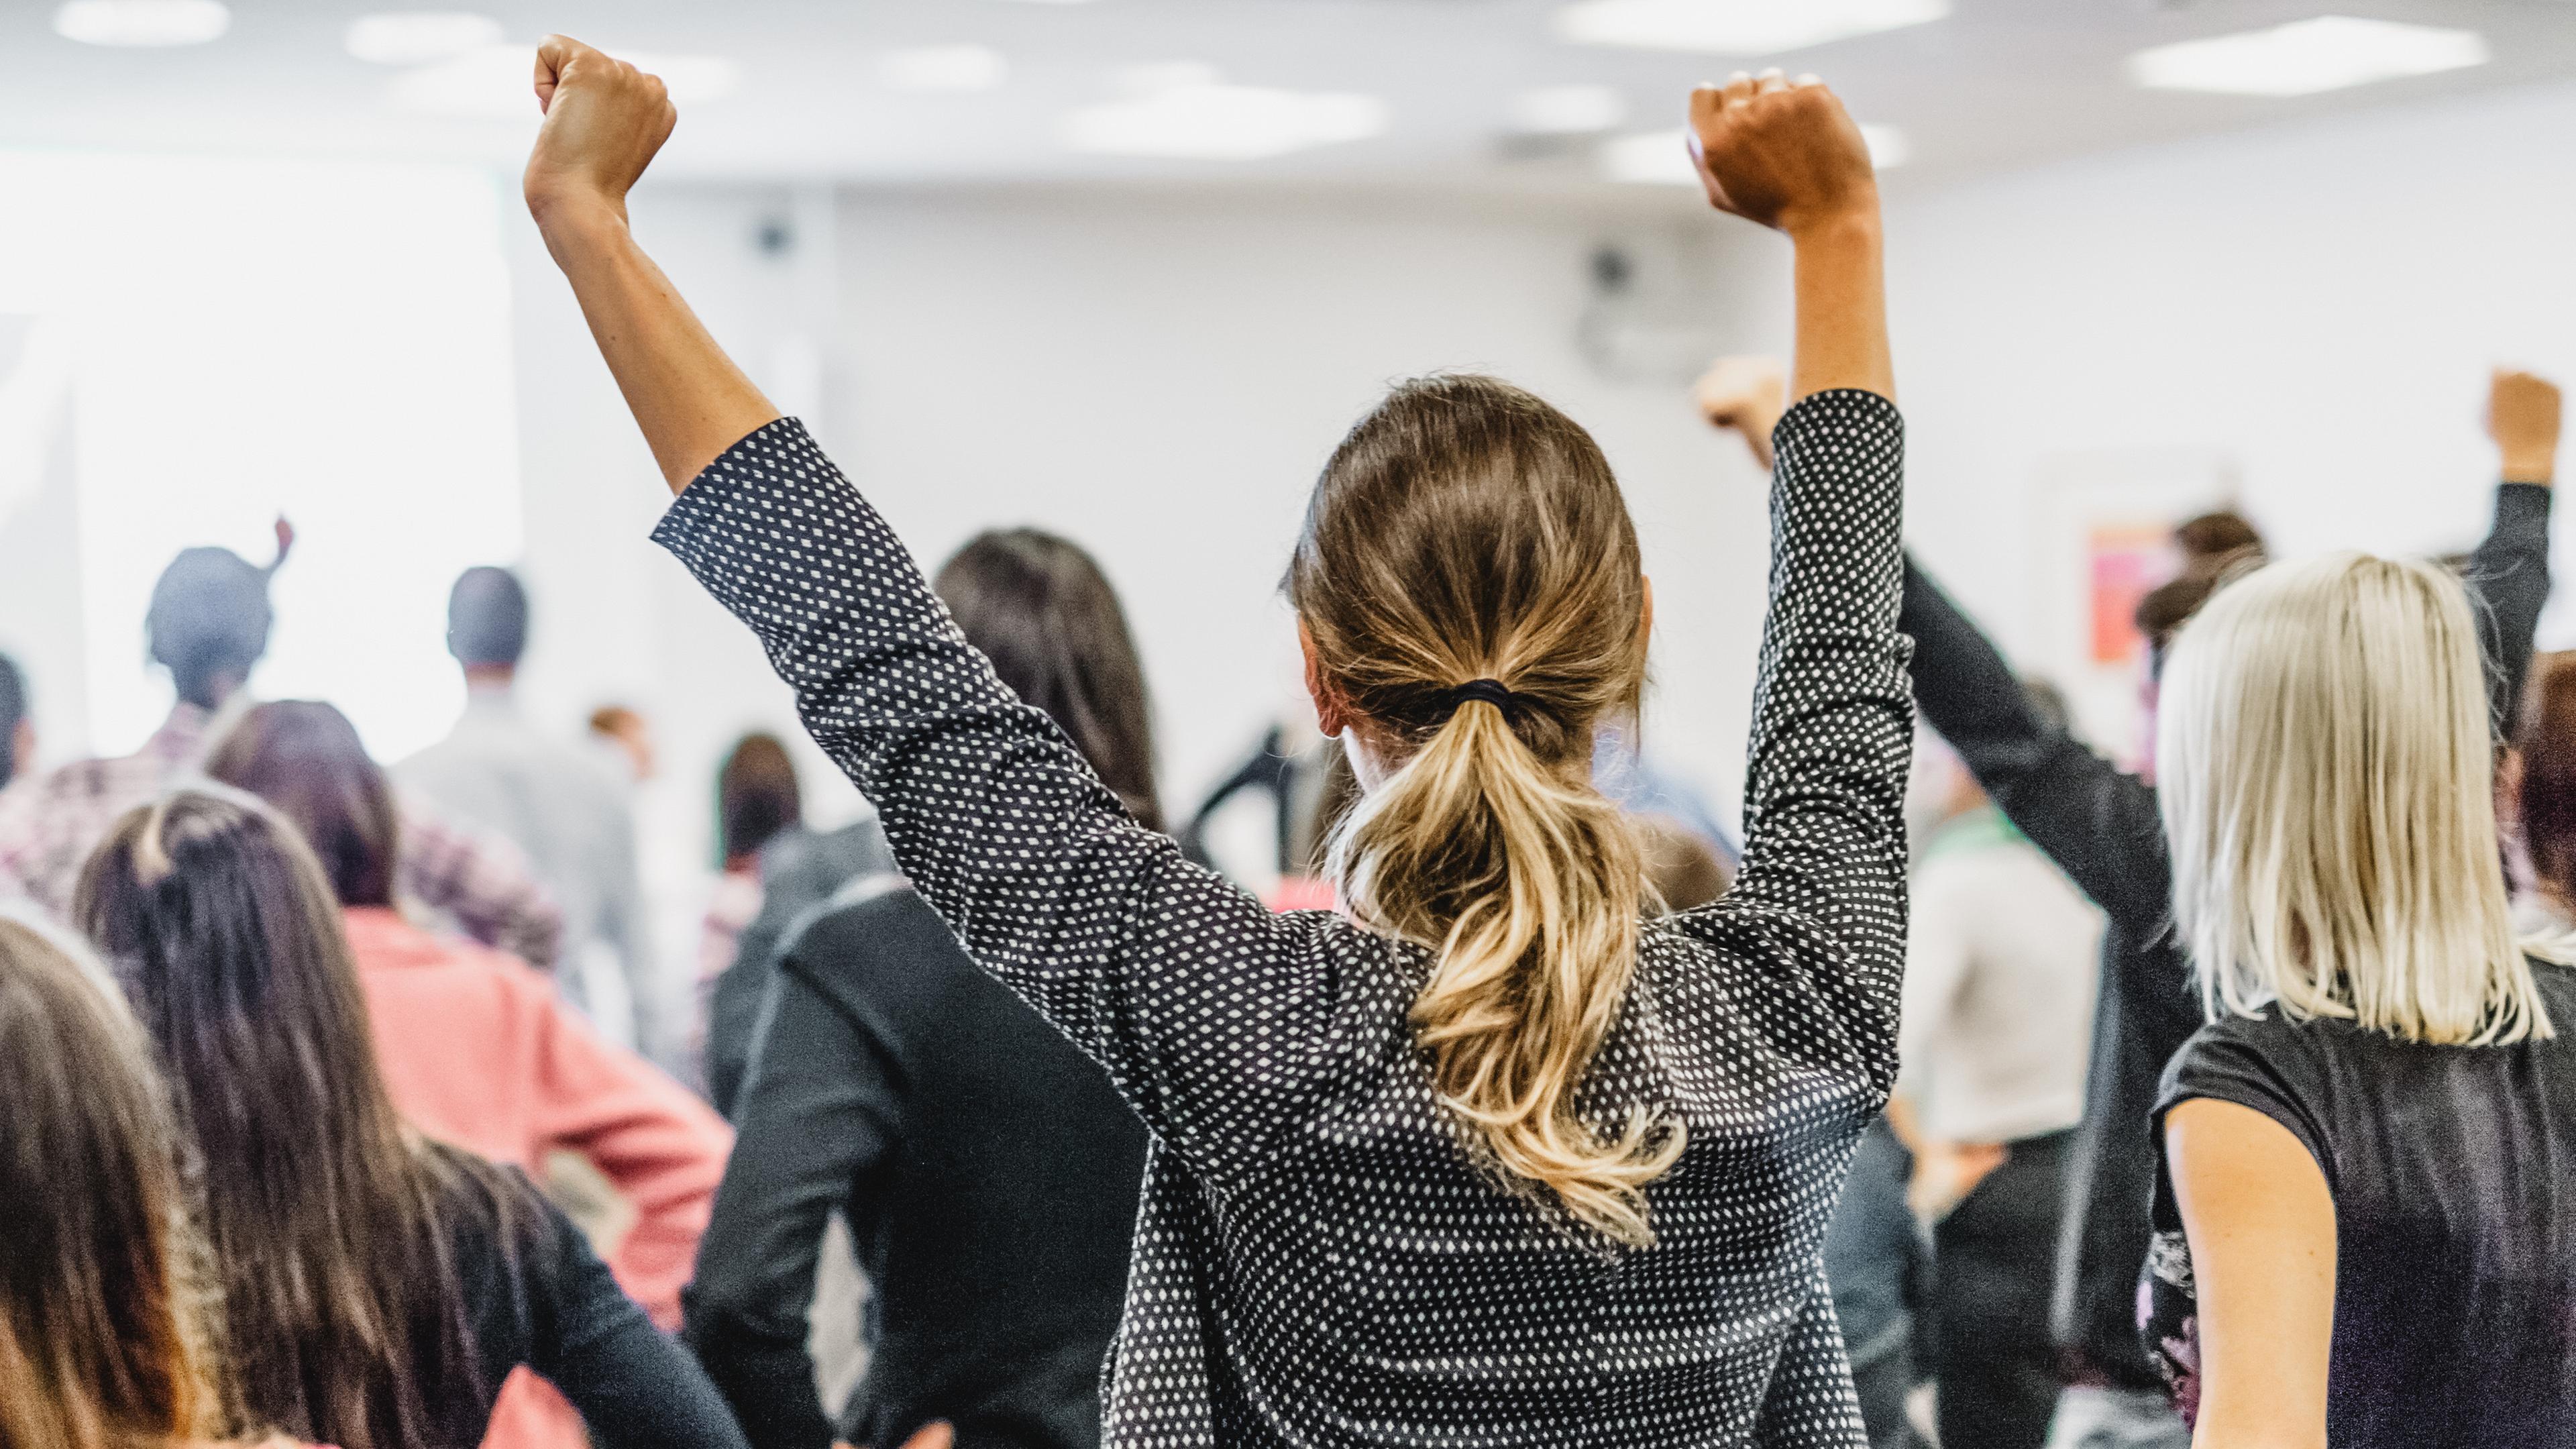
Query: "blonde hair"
1289 374 1682 1246
2158 551 2553 1046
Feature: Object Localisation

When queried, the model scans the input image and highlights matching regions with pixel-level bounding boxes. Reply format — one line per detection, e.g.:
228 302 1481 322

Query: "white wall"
1884 77 2576 755
506 185 1788 878
504 72 2576 879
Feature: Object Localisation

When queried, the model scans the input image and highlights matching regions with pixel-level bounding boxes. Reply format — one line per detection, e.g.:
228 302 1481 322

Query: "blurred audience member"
75 788 746 1449
1705 358 2553 1449
939 528 1163 830
0 650 29 792
2143 551 2576 1446
1596 720 1740 866
0 530 563 967
590 702 659 782
1819 1117 1925 1449
688 527 1157 1449
207 700 735 1449
702 805 896 1116
2516 653 2576 935
0 911 228 1449
1180 722 1332 888
2133 511 2267 701
699 731 802 1002
1893 682 2104 1449
400 566 663 1060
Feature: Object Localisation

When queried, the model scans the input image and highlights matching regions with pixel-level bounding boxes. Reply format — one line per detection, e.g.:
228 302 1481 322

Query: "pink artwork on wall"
2088 524 2172 667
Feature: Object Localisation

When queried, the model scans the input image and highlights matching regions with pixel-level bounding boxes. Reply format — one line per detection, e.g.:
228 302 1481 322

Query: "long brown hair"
936 528 1165 833
203 700 400 908
0 914 222 1449
74 790 502 1449
1287 374 1679 1246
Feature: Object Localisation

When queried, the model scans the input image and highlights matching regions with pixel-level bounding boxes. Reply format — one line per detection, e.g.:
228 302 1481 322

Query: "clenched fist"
524 36 677 227
1688 70 1878 237
2489 368 2562 486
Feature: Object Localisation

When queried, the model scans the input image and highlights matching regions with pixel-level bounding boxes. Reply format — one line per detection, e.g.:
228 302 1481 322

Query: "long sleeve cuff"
2498 479 2553 530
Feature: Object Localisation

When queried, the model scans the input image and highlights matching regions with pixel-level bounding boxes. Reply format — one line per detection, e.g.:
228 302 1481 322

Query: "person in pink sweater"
205 699 733 1449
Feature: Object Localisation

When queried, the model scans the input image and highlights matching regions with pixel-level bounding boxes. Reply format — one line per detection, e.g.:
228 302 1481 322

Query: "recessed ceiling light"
1063 66 1386 160
391 42 741 118
1513 84 1628 135
1558 0 1947 56
880 44 1008 93
2127 15 2488 97
346 11 503 66
54 0 229 46
1603 122 1908 184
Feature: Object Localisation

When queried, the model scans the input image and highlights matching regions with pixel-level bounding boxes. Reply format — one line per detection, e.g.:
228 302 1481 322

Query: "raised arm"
2473 368 2558 737
1698 354 2169 932
1688 72 1913 1088
523 38 777 490
1894 561 2172 930
525 37 1344 1181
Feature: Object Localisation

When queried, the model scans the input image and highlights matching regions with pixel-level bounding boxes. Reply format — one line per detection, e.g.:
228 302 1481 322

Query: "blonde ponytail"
1336 696 1682 1245
1289 373 1681 1246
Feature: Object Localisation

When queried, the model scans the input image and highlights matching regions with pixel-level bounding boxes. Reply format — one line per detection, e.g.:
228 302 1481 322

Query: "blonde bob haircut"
2158 550 2554 1046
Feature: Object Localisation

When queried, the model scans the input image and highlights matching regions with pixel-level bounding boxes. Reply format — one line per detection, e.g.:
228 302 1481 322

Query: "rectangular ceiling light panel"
1558 0 1949 56
2128 16 2489 97
1063 78 1387 160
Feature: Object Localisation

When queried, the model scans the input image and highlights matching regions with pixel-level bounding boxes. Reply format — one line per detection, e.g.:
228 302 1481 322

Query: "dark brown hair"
0 915 220 1449
1287 373 1674 1246
717 732 802 867
2138 508 2269 672
203 700 398 908
935 529 1165 833
75 790 508 1449
2519 653 2576 908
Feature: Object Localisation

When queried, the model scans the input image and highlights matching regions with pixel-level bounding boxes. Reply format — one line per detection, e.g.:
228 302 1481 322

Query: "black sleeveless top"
2143 962 2576 1446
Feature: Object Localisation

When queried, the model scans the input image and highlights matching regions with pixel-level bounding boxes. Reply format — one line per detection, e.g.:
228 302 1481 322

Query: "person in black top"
2139 526 2576 1446
703 810 896 1116
687 527 1162 1449
1700 361 2557 1436
533 44 1910 1448
74 788 746 1449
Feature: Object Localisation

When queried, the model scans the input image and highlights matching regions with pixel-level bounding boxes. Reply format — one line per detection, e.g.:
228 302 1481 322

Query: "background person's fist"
1687 70 1877 236
1693 356 1789 471
2488 368 2562 485
523 36 678 225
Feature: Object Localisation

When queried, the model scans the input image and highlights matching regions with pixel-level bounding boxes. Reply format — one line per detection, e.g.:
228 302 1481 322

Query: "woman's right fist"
523 36 677 226
2489 368 2563 486
1687 70 1878 237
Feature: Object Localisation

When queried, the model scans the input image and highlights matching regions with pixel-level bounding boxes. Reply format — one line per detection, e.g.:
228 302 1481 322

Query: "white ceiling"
5 0 2575 197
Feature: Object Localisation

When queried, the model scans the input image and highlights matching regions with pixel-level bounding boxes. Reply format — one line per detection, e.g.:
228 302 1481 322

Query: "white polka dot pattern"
653 388 1913 1448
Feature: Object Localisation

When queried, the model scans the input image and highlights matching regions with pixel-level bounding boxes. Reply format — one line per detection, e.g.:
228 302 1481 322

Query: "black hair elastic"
1438 678 1526 724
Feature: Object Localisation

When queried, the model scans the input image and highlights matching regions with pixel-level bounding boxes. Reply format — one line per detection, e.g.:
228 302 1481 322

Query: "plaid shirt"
0 702 564 969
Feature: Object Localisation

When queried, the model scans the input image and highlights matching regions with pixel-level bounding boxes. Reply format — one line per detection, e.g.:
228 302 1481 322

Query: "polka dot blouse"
653 388 1913 1448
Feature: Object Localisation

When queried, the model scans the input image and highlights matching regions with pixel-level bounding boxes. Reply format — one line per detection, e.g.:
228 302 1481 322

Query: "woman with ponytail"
529 40 1907 1448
